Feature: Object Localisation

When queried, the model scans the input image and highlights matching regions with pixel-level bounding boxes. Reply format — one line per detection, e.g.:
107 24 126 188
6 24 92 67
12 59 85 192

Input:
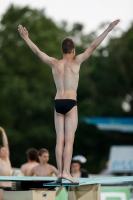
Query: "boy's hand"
18 24 29 39
107 19 120 32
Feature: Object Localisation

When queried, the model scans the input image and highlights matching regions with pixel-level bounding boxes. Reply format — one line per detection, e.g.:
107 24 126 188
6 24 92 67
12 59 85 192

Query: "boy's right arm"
18 25 57 66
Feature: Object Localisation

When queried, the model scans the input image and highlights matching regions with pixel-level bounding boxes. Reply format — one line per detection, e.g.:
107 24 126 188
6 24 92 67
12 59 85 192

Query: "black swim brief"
54 99 77 115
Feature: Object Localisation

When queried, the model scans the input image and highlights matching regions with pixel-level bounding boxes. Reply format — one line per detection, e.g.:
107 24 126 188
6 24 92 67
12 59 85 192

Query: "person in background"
0 127 12 200
29 148 58 176
71 160 88 178
20 148 39 176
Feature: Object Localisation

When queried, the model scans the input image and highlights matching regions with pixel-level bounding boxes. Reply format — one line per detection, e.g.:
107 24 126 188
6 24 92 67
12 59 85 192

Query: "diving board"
0 175 132 184
1 176 133 200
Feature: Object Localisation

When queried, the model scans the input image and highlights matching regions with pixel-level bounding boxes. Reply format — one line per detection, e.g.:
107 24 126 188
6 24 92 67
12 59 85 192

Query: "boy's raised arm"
18 25 57 66
76 19 120 64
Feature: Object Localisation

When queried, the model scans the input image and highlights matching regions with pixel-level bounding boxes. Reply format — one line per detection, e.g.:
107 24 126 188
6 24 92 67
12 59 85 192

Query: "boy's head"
38 148 49 164
26 148 38 161
61 38 75 55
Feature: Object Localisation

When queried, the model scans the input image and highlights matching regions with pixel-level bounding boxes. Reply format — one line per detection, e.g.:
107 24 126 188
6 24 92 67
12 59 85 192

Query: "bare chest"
34 165 53 176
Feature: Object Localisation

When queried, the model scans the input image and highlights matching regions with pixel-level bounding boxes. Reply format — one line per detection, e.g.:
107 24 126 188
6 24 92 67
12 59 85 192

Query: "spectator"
20 148 39 176
71 160 88 178
29 148 58 176
0 127 12 200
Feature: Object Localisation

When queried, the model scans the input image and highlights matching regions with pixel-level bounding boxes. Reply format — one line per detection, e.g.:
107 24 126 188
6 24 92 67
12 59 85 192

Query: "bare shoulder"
74 54 83 64
51 58 60 68
21 163 27 169
49 164 58 174
48 164 56 169
69 58 81 73
32 164 39 170
74 57 81 65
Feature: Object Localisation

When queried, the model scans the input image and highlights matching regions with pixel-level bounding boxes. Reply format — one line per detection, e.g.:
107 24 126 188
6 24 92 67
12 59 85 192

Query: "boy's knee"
64 137 73 144
56 137 64 145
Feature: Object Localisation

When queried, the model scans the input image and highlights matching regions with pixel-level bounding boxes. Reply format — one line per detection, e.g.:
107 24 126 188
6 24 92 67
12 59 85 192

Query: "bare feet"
62 173 79 183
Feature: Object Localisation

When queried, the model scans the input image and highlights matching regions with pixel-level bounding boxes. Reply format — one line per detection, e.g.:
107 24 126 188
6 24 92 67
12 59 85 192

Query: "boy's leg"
54 111 65 177
62 106 78 183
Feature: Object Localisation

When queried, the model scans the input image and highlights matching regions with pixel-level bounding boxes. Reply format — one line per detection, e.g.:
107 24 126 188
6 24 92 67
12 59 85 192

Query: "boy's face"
38 152 49 163
71 162 80 172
